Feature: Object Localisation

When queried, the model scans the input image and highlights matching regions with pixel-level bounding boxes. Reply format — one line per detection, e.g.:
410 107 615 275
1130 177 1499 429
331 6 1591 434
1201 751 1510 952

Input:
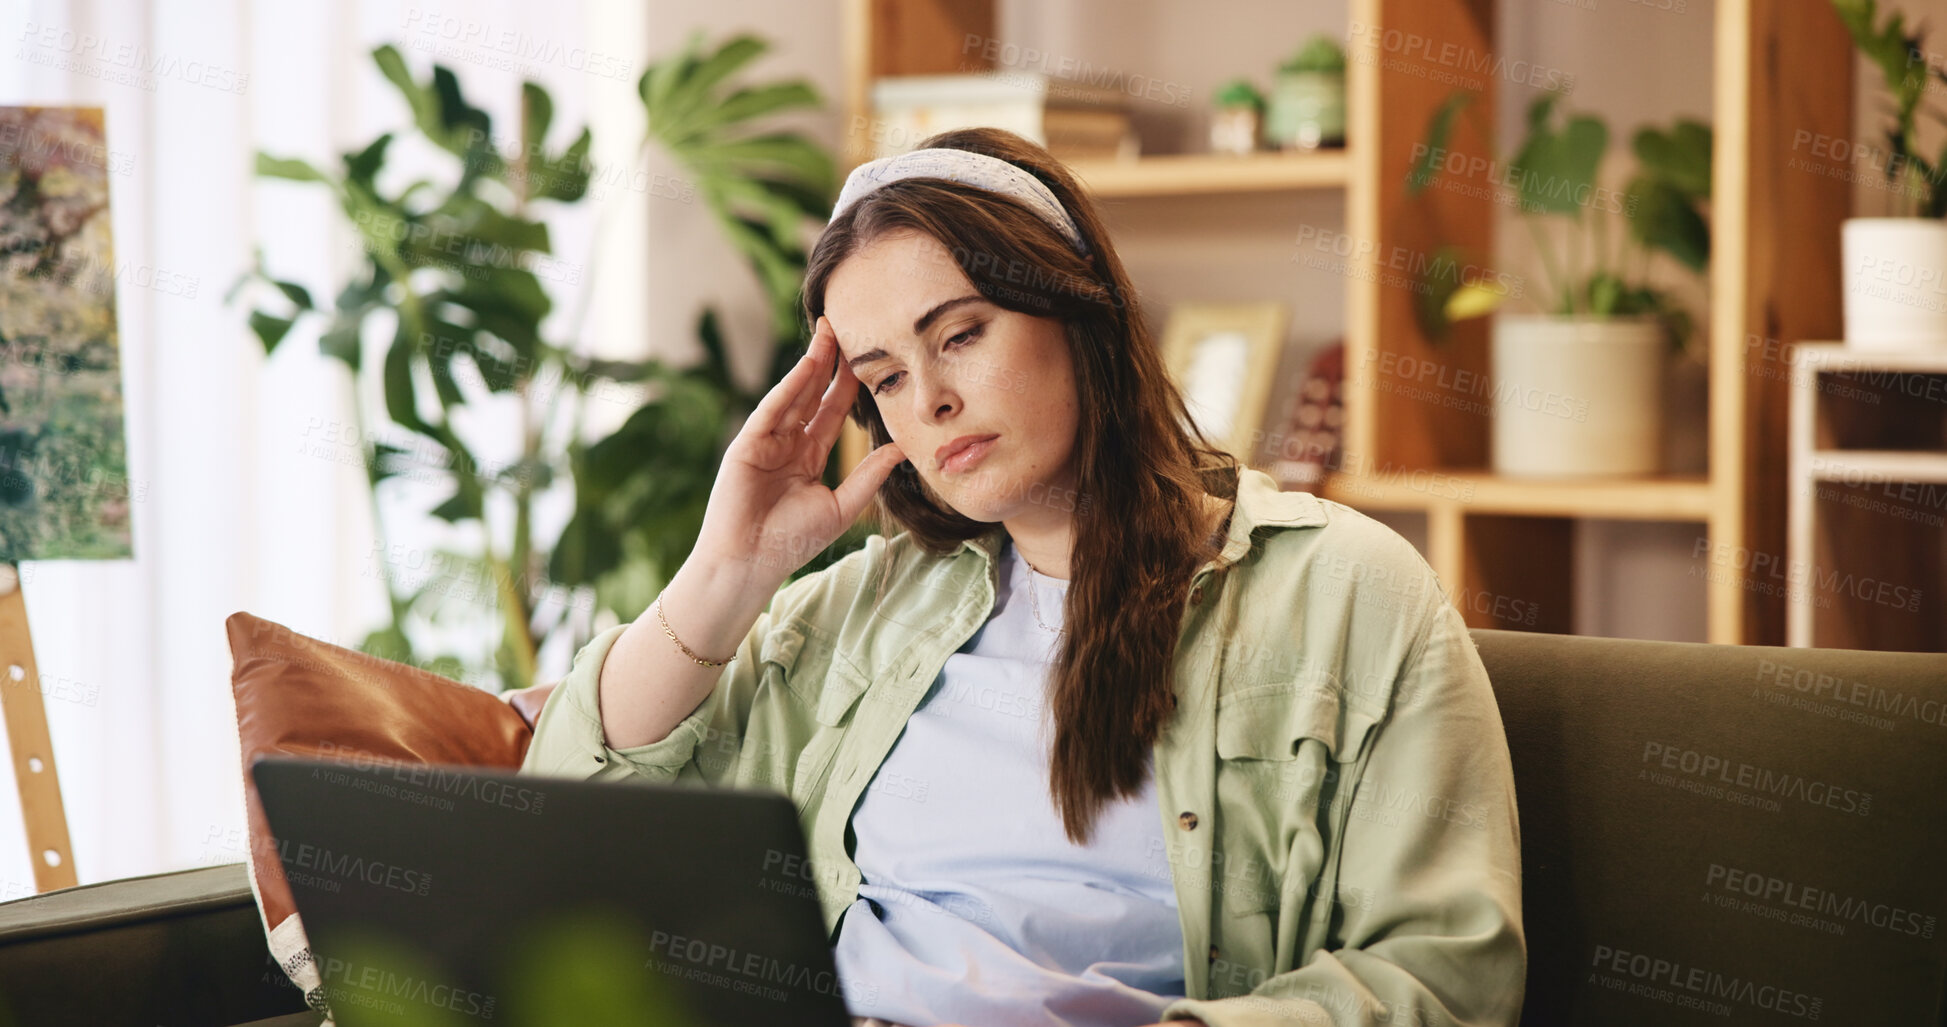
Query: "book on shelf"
869 71 1139 162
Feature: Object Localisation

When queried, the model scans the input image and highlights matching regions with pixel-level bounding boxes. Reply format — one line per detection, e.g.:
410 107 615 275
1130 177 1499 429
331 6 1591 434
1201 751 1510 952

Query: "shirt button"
1209 945 1220 961
1178 811 1199 831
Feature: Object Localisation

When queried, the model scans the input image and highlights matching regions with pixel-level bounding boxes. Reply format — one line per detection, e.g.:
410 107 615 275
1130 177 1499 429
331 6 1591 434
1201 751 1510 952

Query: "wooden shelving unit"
1064 151 1349 197
836 0 1858 646
1786 343 1947 650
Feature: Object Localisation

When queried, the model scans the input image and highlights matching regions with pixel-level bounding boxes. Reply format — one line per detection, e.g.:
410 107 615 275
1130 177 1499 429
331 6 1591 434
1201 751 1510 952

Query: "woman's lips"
941 436 998 474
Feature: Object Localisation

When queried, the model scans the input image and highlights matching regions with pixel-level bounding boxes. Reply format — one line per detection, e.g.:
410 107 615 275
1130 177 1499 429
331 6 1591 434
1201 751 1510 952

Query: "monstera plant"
234 33 857 690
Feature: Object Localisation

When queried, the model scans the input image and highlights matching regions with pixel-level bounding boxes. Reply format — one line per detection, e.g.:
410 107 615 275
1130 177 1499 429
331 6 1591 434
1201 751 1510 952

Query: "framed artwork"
1159 301 1290 467
0 106 133 561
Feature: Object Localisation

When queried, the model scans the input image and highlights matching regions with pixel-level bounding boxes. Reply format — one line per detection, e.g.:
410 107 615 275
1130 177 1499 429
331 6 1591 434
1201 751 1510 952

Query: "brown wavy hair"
802 127 1238 844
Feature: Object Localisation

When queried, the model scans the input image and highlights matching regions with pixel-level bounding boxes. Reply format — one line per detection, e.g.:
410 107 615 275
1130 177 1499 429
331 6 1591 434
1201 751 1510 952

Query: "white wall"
0 0 655 889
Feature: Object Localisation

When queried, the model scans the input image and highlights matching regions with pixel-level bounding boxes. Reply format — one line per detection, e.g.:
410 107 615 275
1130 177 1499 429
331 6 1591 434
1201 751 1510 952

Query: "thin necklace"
1018 553 1064 635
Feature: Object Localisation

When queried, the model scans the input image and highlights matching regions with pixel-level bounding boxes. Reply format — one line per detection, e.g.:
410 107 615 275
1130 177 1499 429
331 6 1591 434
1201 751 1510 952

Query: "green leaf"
535 128 592 202
684 134 836 193
695 308 731 390
248 311 296 353
640 29 704 114
273 279 314 311
1586 271 1625 315
657 34 768 130
521 82 554 156
344 133 393 189
428 66 494 154
373 44 436 132
256 153 329 182
669 82 821 141
1510 102 1607 217
548 505 624 586
1407 91 1474 196
1632 119 1711 198
1625 174 1709 271
382 327 431 435
1445 278 1510 323
360 625 416 664
430 487 481 522
1407 251 1514 340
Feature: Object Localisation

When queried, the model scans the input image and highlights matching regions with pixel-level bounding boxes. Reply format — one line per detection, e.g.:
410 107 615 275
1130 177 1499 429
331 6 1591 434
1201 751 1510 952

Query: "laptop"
250 756 855 1027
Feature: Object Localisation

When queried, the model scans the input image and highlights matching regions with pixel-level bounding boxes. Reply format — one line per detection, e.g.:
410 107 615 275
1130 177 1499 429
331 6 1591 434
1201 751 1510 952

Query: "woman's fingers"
832 440 906 525
805 332 858 452
783 317 838 432
745 319 832 438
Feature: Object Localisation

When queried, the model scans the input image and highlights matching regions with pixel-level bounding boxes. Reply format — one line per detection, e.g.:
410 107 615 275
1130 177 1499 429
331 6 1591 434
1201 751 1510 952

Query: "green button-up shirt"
520 465 1525 1026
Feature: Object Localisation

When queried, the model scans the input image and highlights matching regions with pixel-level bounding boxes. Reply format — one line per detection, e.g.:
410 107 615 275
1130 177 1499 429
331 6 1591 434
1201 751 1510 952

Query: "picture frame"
1158 301 1291 467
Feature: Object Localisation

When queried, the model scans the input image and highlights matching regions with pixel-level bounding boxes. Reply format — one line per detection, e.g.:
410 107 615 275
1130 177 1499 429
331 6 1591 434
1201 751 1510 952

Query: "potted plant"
1832 0 1947 350
1266 35 1346 151
1210 78 1266 156
1409 90 1711 477
231 34 847 689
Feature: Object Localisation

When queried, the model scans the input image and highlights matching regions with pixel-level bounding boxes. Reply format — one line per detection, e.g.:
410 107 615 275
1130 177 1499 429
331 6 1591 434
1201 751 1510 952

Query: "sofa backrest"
1471 628 1947 1025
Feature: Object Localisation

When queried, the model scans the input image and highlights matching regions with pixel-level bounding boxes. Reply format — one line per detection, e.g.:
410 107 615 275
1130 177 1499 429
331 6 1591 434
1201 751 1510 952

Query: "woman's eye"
873 326 983 395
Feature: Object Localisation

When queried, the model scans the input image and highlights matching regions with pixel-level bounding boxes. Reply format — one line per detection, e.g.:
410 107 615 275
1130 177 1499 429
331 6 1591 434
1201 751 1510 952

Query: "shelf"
1790 342 1947 373
1318 470 1715 521
1808 451 1947 483
1062 150 1349 198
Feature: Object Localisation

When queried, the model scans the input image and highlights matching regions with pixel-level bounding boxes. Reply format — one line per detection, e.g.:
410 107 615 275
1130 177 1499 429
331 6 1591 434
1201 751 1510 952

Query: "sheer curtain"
0 0 655 888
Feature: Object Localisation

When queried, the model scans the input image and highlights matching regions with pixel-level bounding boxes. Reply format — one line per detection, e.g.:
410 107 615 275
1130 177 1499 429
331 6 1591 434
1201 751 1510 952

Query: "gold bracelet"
653 594 735 667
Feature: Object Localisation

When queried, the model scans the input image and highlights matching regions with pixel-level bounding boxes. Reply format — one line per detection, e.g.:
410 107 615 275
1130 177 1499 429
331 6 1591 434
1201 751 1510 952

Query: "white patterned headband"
829 147 1090 256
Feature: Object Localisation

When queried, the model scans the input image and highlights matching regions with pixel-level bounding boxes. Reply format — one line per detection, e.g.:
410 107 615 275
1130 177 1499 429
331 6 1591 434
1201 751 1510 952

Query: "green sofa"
0 629 1939 1026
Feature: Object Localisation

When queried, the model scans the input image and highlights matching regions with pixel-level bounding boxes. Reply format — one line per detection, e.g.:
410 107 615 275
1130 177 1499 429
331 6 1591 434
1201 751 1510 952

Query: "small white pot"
1491 314 1664 477
1841 217 1947 350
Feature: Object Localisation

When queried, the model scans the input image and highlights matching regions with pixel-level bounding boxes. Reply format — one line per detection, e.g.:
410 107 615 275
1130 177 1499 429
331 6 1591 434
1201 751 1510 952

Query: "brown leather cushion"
225 612 554 1016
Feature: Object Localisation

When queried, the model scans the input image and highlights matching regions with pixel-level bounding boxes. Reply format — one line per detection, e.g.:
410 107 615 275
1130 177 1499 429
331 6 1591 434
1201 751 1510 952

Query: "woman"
522 127 1525 1027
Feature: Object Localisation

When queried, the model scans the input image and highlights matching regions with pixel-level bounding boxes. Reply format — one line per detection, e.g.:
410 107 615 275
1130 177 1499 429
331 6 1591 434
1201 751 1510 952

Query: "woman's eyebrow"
912 294 983 335
844 294 986 372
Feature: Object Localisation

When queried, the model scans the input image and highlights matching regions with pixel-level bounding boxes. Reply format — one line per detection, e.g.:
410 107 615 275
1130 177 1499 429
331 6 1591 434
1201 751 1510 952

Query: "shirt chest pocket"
759 623 875 806
1215 675 1381 764
1212 677 1382 916
761 621 875 724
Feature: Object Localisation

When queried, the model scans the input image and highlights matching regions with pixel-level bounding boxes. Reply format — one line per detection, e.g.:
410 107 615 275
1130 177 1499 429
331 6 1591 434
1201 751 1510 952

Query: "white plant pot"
1491 314 1664 477
1841 217 1947 350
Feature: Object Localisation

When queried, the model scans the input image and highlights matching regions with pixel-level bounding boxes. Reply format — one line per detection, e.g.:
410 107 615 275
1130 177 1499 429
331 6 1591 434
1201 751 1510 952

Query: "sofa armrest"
0 862 315 1026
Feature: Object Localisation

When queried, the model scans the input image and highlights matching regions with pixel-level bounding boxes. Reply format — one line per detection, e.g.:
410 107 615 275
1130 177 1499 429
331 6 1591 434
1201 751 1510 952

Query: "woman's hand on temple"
688 315 906 587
